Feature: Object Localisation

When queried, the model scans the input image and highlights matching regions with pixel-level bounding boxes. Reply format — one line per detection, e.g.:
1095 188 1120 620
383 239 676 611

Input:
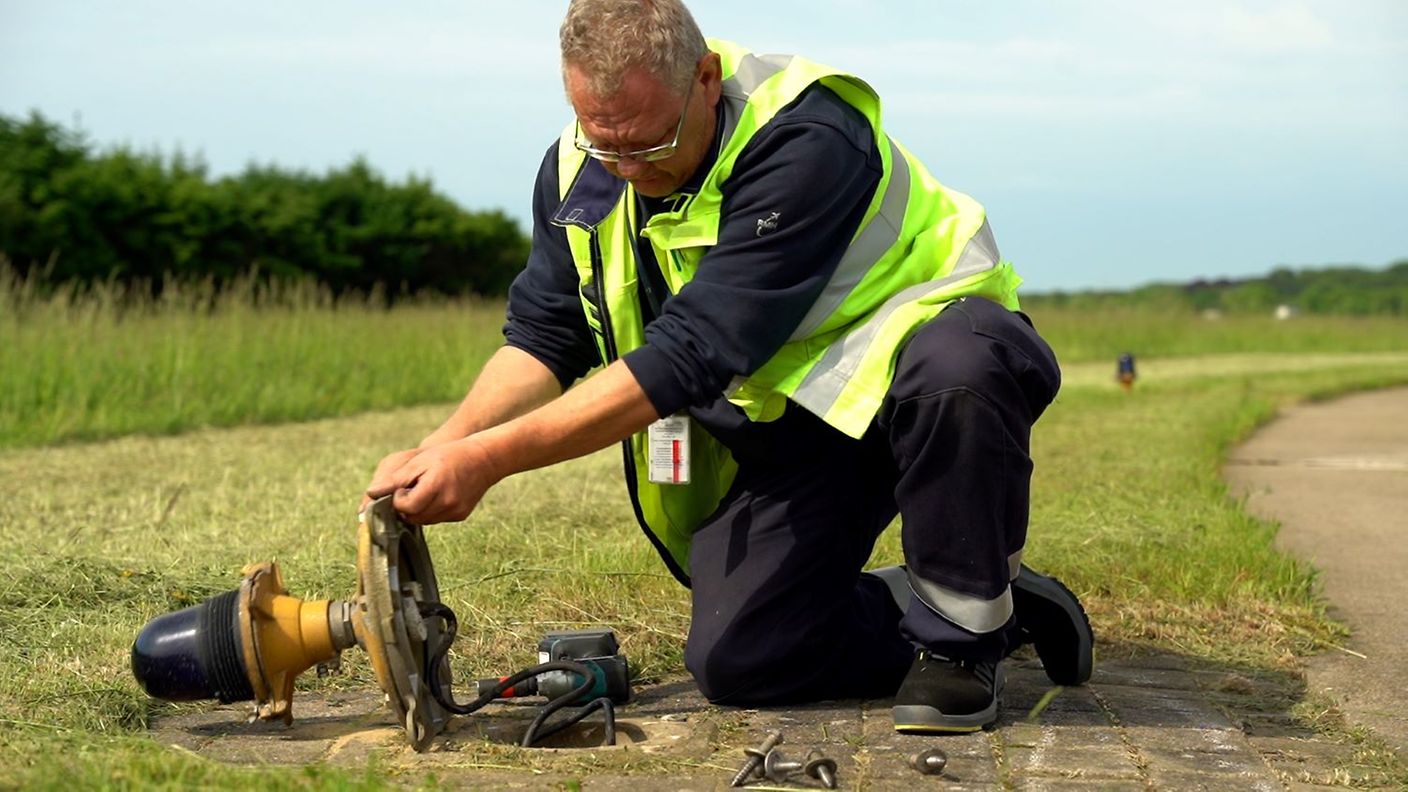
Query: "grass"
1032 305 1408 362
0 268 504 449
3 264 1404 450
1026 365 1394 661
1 284 1407 786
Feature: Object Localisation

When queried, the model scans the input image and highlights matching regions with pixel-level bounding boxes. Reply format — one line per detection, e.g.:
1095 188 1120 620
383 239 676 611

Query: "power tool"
129 495 628 750
475 630 630 704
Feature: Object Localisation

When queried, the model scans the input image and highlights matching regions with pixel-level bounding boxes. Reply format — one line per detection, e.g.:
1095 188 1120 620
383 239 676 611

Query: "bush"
0 111 528 296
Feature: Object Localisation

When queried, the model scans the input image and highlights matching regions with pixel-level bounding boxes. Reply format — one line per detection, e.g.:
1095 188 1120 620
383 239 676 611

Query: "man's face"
566 54 722 198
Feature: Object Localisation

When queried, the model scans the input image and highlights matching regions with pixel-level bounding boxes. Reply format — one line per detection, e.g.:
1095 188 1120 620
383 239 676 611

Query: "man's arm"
360 346 563 511
419 346 564 448
475 359 657 472
363 140 601 512
366 359 658 524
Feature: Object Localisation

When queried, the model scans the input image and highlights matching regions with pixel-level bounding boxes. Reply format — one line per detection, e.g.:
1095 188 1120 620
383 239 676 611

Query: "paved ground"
147 386 1408 789
1227 386 1408 758
152 648 1396 789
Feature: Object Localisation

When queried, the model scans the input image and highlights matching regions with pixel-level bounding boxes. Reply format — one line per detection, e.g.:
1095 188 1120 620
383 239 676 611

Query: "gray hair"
560 0 708 98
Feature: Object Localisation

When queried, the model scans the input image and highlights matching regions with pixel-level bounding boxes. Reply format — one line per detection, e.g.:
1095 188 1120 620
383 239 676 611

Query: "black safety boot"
892 650 1004 733
1012 565 1093 686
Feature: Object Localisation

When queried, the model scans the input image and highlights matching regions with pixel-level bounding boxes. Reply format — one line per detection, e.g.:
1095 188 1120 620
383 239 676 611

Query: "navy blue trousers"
683 297 1061 705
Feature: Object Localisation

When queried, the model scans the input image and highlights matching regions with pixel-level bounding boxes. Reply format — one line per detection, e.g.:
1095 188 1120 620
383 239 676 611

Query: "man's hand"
361 448 421 512
364 438 502 525
362 358 658 525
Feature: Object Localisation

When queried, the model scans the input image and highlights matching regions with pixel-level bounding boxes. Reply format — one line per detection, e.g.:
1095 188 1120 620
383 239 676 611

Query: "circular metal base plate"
356 496 452 751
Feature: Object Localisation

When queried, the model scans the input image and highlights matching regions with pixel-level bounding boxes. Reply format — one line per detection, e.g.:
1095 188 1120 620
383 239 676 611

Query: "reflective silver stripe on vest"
790 220 1001 416
908 569 1013 635
724 52 793 98
1009 548 1024 581
718 53 793 144
959 216 1000 274
718 94 745 146
790 137 911 341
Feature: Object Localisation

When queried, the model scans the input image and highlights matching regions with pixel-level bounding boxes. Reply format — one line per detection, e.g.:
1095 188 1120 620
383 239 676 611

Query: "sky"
2 1 1405 292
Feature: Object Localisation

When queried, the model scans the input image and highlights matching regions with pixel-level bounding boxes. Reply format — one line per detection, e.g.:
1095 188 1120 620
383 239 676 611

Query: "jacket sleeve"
502 141 602 391
622 86 883 417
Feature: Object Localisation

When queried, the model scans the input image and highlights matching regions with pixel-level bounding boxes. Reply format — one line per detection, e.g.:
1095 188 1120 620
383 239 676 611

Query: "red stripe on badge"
672 439 681 482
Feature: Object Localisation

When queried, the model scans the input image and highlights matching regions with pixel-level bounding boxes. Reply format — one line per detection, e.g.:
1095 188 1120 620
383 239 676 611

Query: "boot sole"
1013 567 1094 686
892 701 998 733
893 665 1005 733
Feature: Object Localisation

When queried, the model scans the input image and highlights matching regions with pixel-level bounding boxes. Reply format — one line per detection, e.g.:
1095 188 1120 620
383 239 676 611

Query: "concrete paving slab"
1247 734 1361 786
1012 780 1147 791
1006 739 1140 781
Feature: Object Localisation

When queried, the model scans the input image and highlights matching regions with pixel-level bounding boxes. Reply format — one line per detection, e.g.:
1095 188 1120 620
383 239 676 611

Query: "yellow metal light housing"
130 496 451 750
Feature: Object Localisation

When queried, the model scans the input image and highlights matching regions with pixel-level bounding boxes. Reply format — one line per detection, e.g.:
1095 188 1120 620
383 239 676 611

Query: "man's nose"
614 156 652 177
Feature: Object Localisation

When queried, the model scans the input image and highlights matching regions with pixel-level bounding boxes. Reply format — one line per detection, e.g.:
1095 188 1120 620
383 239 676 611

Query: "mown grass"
1 284 1407 787
0 268 505 449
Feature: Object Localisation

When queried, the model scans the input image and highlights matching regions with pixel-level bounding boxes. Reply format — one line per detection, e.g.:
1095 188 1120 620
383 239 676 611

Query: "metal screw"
763 748 806 782
909 747 948 775
804 750 839 789
764 748 838 785
730 730 783 787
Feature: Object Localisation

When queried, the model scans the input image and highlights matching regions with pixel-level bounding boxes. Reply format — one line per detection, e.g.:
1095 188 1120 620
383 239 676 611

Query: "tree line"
1028 260 1408 317
0 111 529 297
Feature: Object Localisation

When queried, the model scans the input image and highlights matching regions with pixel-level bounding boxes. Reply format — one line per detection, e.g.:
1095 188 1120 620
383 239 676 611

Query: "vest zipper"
590 231 692 588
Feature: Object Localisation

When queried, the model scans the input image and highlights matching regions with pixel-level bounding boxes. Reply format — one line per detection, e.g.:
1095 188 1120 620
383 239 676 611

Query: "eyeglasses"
573 80 694 163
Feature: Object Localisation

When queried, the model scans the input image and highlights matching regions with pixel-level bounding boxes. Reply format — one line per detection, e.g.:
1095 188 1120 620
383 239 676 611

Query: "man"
366 0 1092 732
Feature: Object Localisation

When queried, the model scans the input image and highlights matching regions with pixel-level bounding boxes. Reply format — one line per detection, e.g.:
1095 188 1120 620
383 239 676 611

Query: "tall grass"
0 267 506 448
5 267 1405 451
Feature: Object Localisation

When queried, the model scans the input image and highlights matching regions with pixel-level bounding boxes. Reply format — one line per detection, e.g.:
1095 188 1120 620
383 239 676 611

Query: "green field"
0 270 505 449
2 285 1408 787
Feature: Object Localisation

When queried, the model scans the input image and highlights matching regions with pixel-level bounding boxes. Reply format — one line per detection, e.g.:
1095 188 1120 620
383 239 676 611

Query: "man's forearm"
471 359 661 480
367 357 658 525
420 346 566 448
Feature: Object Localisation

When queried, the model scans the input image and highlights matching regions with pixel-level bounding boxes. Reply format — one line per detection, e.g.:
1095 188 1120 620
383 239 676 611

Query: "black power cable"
418 602 617 747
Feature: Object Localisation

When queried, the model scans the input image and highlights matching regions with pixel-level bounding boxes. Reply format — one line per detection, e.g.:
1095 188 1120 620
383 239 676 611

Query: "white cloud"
1213 3 1336 53
818 0 1403 138
192 24 557 82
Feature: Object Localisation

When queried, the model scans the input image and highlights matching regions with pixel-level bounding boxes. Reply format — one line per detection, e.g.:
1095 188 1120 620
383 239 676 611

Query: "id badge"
647 414 691 484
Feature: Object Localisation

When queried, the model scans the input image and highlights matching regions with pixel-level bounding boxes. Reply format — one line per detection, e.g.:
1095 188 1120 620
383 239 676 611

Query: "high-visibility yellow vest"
554 39 1022 585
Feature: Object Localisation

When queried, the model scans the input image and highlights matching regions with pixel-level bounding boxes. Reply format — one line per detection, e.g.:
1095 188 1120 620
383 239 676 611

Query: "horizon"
3 1 1405 292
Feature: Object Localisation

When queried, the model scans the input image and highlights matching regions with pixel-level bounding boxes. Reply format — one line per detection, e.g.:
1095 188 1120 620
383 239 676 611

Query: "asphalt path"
1226 386 1408 755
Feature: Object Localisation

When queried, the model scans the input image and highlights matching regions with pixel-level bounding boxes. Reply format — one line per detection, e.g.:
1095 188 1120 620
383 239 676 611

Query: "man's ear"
700 51 723 108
